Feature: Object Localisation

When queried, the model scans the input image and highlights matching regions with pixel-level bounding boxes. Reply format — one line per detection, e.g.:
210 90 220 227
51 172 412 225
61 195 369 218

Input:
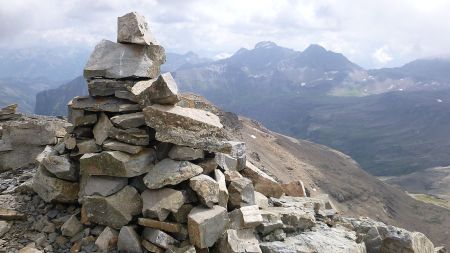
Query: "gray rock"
132 72 179 106
68 108 97 127
82 186 142 229
103 139 144 154
254 191 269 209
239 205 263 228
84 176 128 197
76 139 102 154
118 226 143 253
84 39 165 79
256 210 283 236
168 146 204 161
93 113 113 145
95 227 118 252
241 162 283 198
80 149 155 177
265 207 315 233
228 177 256 209
216 229 262 253
117 12 157 45
259 227 366 253
143 159 203 189
0 220 11 238
111 112 145 129
41 154 78 181
214 169 229 208
36 145 57 164
142 228 178 249
64 134 77 150
61 215 83 237
189 175 219 208
108 126 150 146
143 105 231 153
188 205 229 249
281 180 306 197
115 90 138 102
198 158 218 175
32 165 79 203
88 78 135 96
380 226 434 253
70 96 140 113
0 104 17 115
141 188 184 221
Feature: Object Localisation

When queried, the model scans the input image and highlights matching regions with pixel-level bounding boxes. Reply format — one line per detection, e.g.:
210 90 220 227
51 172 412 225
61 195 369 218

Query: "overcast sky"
1 0 450 68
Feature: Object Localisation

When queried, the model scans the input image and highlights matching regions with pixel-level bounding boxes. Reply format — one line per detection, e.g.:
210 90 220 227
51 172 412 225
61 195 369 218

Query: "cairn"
31 12 337 253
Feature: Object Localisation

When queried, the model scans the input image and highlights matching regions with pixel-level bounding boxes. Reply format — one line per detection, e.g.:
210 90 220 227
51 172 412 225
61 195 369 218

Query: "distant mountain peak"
303 44 327 54
254 41 278 49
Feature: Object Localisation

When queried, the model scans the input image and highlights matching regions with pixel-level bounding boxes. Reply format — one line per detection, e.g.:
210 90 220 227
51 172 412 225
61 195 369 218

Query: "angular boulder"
93 113 113 145
80 149 155 177
95 227 119 252
143 158 203 189
76 139 102 154
111 112 145 129
217 229 262 253
189 174 220 208
117 12 157 45
132 72 179 106
215 169 229 208
41 154 78 182
32 166 79 203
84 39 165 79
168 145 204 161
228 177 256 209
141 188 184 221
239 205 264 228
188 205 229 248
82 186 142 229
61 215 84 237
143 104 230 153
142 228 179 249
118 226 143 253
241 162 283 198
281 180 306 197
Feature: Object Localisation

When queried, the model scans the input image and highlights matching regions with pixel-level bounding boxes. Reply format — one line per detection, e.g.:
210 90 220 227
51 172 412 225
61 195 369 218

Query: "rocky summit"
0 11 445 253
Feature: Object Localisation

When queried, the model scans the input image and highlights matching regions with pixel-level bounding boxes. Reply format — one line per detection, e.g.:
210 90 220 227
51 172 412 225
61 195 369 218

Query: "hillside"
188 93 450 247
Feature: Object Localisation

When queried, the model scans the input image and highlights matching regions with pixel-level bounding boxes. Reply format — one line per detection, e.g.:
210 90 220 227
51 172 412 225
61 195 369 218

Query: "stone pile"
28 12 441 253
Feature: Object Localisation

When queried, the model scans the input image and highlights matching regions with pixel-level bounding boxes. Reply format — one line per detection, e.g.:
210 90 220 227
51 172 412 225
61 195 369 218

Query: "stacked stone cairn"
31 12 339 253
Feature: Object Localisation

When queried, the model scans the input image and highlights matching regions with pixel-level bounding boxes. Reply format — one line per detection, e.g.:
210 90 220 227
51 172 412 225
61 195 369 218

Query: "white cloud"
372 46 393 65
0 0 450 68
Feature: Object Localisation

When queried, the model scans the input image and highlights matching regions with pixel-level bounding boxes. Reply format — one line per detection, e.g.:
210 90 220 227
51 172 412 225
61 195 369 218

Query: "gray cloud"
0 0 449 68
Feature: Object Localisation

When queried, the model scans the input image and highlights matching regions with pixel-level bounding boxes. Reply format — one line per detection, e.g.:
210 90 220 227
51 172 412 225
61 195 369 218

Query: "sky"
1 0 450 68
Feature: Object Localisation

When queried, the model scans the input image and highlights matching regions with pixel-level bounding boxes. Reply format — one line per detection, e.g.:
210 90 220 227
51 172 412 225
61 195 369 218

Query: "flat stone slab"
117 12 157 45
88 79 135 96
143 158 203 189
69 96 140 113
108 127 150 146
103 140 144 154
143 105 231 153
111 112 145 129
84 176 128 197
0 104 17 115
242 161 283 198
168 146 204 161
80 150 155 177
84 39 165 79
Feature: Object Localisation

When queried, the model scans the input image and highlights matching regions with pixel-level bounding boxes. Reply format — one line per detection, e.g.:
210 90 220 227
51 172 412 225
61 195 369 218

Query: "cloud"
373 46 393 65
0 0 450 68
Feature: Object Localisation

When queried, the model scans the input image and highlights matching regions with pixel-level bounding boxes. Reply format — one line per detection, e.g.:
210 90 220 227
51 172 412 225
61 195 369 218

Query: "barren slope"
182 93 450 247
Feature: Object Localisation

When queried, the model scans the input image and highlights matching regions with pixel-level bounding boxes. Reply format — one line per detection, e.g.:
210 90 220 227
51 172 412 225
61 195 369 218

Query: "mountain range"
9 42 450 177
